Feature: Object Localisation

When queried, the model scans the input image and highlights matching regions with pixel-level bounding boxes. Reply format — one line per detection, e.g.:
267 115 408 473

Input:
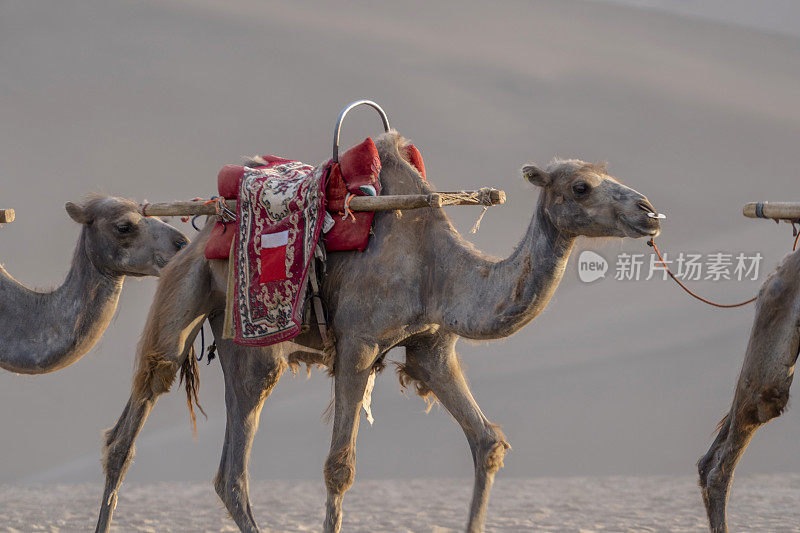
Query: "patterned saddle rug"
221 159 327 346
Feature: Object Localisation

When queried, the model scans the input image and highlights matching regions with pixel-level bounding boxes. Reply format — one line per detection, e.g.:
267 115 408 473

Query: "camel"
94 132 662 533
0 195 188 374
698 249 800 532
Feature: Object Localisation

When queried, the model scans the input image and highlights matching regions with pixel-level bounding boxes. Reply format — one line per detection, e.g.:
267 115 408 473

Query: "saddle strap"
308 249 328 345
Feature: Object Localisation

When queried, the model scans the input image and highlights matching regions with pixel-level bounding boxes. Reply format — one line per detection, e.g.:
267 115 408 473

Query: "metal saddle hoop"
332 100 391 163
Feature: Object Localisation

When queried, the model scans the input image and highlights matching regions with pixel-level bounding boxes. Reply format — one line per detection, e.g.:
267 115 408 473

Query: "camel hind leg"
403 333 509 533
96 242 214 533
323 337 378 533
209 315 287 533
698 251 800 533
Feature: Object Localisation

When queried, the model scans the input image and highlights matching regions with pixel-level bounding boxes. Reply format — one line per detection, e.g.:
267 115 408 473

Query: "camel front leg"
323 338 377 533
698 252 800 533
210 316 287 533
405 334 509 533
96 248 212 533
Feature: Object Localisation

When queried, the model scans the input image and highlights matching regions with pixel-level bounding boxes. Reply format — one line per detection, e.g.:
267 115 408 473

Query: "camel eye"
115 223 133 234
572 182 590 197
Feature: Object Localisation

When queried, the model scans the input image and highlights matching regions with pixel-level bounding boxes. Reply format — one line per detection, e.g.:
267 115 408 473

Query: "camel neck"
433 194 575 340
0 229 124 374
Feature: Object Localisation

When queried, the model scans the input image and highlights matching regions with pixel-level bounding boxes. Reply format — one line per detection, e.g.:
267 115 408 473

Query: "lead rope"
648 227 800 309
647 238 757 308
648 225 799 309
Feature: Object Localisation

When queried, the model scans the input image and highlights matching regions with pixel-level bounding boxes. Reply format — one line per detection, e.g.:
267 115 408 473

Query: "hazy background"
1 0 799 488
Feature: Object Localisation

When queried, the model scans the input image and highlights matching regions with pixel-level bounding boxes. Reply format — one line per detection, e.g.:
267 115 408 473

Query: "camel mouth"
619 214 660 238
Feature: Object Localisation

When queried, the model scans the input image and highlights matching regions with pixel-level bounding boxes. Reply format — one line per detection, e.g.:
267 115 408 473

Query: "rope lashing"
440 188 497 234
339 193 356 222
215 196 236 222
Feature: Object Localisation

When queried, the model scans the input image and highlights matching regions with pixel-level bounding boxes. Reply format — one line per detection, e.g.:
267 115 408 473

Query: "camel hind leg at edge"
95 238 215 533
404 334 509 533
698 251 800 533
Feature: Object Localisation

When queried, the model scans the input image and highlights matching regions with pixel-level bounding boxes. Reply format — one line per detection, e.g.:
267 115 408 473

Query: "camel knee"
735 384 791 428
134 352 180 399
324 447 355 494
248 356 287 398
754 385 790 422
479 425 510 473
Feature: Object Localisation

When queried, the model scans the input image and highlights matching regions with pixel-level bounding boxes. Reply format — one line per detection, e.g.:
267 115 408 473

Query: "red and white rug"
223 160 326 346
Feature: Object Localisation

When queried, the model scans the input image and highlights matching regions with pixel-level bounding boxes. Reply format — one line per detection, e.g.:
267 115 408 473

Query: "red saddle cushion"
324 138 382 252
204 165 243 260
204 140 425 259
324 139 425 252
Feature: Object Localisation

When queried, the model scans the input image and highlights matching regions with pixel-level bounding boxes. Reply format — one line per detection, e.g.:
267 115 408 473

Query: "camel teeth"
647 212 666 219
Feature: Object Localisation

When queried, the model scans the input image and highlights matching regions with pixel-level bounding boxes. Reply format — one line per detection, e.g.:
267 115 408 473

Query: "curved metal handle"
333 100 391 162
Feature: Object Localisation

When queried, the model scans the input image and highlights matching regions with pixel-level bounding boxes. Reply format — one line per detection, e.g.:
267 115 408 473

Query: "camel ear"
522 164 551 187
65 202 90 224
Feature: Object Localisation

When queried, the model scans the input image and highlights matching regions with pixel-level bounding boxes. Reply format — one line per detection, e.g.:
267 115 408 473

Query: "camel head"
523 159 661 239
65 195 189 277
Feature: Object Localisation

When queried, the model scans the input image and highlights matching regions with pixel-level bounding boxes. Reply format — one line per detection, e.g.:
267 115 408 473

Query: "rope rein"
647 239 757 308
648 228 798 309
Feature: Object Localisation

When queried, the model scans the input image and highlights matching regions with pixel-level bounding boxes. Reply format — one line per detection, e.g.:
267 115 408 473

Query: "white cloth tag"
323 211 335 234
261 230 289 249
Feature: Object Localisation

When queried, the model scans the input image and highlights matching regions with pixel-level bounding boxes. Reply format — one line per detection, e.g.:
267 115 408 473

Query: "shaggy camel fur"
698 249 800 533
0 196 188 374
94 132 661 533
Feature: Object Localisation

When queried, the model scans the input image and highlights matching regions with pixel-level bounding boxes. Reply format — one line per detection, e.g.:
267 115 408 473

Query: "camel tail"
179 346 206 436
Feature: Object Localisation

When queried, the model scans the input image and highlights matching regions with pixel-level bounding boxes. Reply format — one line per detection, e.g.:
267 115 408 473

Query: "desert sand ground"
3 475 800 532
7 474 800 532
3 0 800 531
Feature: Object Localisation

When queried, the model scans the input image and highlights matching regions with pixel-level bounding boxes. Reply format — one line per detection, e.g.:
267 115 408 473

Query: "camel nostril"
637 200 655 213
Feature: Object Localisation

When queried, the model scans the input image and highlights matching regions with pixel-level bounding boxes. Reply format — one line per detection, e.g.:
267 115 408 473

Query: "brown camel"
95 132 662 533
698 249 800 532
0 195 188 374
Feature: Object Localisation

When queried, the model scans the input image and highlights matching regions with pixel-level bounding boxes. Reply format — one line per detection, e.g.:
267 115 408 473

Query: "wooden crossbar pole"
743 202 800 221
139 189 505 217
0 209 14 224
